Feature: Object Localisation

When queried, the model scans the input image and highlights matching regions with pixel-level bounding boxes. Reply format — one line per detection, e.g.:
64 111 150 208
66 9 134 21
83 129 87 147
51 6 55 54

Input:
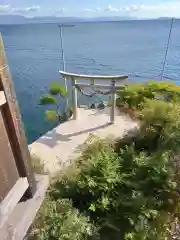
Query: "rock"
97 102 105 109
90 103 96 109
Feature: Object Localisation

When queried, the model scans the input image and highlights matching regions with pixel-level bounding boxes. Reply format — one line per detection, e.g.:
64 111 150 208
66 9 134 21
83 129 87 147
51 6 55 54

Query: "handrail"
60 71 128 81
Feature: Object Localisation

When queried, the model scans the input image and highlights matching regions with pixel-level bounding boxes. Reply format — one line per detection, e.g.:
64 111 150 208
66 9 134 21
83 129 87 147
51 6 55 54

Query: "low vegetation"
29 198 98 240
30 81 180 240
40 82 72 123
116 81 180 111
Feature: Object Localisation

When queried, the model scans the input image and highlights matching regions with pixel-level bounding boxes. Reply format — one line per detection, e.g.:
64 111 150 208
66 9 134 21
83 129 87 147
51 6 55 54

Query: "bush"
138 99 173 124
50 96 180 239
50 134 180 240
137 100 180 154
146 81 180 102
116 81 180 110
29 198 98 240
40 81 72 123
29 152 98 240
116 84 150 109
158 104 180 154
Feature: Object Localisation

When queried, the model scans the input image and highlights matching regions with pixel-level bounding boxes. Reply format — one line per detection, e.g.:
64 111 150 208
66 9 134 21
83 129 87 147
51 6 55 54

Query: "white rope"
94 89 113 95
76 85 113 97
76 85 96 97
0 65 8 71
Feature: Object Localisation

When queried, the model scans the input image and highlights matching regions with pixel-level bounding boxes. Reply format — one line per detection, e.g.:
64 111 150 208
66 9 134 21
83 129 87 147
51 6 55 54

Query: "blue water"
0 20 180 143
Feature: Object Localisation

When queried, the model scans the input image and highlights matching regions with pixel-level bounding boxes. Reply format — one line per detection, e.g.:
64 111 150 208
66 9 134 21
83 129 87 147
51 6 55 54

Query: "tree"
40 82 72 123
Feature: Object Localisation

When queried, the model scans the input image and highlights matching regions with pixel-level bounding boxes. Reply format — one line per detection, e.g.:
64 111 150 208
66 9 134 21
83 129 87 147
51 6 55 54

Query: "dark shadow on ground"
36 123 111 148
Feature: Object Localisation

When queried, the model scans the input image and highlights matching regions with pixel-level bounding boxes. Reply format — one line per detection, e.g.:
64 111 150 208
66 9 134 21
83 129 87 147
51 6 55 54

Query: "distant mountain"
0 15 27 24
0 15 136 25
157 17 174 20
87 16 136 22
157 17 180 20
26 16 85 24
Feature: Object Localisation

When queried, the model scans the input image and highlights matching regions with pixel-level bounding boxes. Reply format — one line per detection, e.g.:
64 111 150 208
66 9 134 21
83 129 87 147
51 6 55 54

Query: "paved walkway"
29 108 138 174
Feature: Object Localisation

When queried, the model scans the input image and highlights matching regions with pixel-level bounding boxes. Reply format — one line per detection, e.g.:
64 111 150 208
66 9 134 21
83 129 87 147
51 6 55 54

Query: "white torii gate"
60 71 128 124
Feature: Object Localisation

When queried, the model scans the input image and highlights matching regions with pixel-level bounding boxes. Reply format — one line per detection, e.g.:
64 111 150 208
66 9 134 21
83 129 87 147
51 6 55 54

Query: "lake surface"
0 20 180 143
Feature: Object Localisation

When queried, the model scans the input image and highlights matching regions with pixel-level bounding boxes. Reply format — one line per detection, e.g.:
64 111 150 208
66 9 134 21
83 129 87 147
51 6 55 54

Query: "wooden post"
71 77 78 120
0 33 36 197
110 79 116 124
90 78 94 86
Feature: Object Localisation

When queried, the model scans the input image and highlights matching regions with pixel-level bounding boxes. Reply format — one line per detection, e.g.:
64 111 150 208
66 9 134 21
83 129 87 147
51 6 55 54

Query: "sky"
0 0 180 18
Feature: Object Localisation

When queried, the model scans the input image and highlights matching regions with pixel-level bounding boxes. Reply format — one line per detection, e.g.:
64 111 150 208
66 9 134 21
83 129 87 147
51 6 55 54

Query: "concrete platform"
29 108 138 174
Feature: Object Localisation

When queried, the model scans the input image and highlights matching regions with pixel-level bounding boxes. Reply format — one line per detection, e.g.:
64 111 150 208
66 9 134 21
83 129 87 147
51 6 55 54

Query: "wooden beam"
110 80 116 124
90 79 95 85
0 33 36 197
75 83 123 90
71 77 78 120
0 91 6 106
60 71 128 81
0 175 49 240
0 178 29 228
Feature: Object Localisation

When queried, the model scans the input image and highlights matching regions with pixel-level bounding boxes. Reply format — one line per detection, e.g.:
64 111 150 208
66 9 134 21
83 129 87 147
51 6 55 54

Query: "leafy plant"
117 84 149 109
29 198 98 240
116 81 180 111
40 82 72 123
50 133 180 240
146 81 180 102
136 100 180 155
159 104 180 154
138 99 173 124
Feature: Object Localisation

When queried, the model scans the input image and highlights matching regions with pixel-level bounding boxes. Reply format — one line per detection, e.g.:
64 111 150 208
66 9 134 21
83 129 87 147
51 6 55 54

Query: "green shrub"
114 99 174 154
50 137 118 210
116 84 150 109
146 81 180 102
29 198 98 240
159 104 180 154
116 81 180 110
51 135 179 240
40 81 72 123
137 100 180 154
138 99 173 124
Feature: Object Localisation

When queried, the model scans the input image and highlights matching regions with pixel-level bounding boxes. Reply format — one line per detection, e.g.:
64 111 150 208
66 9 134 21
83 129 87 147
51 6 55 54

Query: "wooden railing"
0 33 49 239
0 35 36 202
60 71 128 123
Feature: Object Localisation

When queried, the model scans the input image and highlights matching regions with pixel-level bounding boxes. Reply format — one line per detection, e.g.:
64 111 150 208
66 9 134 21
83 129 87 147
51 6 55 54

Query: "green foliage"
136 100 180 154
30 198 98 240
45 110 58 122
49 96 180 239
50 134 179 239
147 81 180 102
156 104 180 154
138 99 173 126
117 84 150 109
40 82 72 123
49 82 67 97
116 81 180 110
40 94 57 105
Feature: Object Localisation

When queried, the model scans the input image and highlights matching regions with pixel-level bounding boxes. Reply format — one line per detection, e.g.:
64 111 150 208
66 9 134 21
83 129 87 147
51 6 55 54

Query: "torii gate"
60 71 128 123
